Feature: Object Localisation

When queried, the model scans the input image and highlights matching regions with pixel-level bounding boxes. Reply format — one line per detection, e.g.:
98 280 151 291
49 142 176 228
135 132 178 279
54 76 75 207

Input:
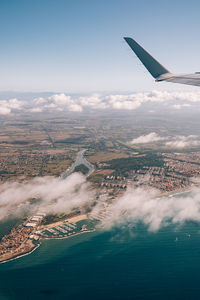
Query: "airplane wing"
124 37 200 87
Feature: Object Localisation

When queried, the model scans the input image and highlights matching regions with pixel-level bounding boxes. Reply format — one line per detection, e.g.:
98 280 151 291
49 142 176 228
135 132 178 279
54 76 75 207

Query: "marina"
40 220 95 238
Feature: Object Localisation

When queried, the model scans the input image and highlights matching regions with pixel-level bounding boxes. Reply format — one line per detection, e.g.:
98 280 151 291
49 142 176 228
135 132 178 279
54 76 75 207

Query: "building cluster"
163 153 200 177
100 175 127 190
0 213 46 261
127 166 189 192
0 225 34 259
25 213 46 228
98 159 197 193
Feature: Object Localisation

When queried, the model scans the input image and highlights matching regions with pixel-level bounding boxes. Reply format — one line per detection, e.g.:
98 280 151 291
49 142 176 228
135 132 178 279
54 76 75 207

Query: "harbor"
0 150 95 263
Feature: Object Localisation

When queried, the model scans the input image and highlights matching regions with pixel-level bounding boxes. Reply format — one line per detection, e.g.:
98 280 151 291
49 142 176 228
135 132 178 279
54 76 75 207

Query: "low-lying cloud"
129 132 200 149
172 103 191 109
165 135 200 149
102 186 200 232
130 132 164 144
0 98 24 115
0 173 94 221
2 173 200 233
1 90 200 115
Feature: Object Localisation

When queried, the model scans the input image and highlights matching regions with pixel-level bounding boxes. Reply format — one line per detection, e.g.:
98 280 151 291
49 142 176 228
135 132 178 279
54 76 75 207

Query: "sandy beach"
41 214 88 230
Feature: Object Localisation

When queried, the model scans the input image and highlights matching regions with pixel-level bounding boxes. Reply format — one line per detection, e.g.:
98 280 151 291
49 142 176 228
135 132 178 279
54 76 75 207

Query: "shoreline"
0 184 197 265
157 184 197 199
0 242 41 264
0 229 95 264
42 228 95 241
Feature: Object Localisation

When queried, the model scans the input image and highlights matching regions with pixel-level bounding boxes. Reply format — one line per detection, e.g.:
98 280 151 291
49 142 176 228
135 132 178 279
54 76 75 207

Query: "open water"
1 220 200 299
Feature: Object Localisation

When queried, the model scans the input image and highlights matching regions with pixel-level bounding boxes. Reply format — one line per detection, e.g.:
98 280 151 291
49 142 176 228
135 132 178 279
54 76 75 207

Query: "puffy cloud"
79 94 107 109
172 103 191 109
129 133 200 149
68 103 82 112
33 97 47 105
145 90 200 103
130 132 165 144
105 94 141 110
49 93 72 106
102 186 200 232
46 93 82 112
2 171 200 233
29 107 43 113
0 98 24 115
165 135 200 149
1 90 200 115
6 98 23 109
0 173 94 221
40 90 200 112
0 106 11 115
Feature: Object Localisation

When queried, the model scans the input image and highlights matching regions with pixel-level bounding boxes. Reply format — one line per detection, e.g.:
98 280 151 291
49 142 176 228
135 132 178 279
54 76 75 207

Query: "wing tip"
124 37 132 42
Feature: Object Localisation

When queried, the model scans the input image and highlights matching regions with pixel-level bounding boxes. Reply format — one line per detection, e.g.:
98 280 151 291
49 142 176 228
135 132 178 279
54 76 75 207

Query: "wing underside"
164 75 200 87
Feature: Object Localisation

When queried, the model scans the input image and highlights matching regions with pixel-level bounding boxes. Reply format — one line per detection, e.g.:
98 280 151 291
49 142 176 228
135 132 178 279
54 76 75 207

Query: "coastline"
42 228 95 241
0 183 197 265
157 184 197 199
0 229 95 264
0 242 41 264
0 149 95 265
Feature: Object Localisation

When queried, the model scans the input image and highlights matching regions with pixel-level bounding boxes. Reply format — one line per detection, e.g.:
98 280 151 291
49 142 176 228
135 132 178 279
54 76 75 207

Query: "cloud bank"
0 98 24 115
103 186 200 232
130 132 164 144
1 90 200 115
129 132 200 149
165 135 200 149
0 173 94 221
2 173 200 233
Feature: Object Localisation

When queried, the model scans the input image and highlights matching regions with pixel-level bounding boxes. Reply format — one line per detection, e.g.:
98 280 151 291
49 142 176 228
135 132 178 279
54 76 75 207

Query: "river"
62 149 94 178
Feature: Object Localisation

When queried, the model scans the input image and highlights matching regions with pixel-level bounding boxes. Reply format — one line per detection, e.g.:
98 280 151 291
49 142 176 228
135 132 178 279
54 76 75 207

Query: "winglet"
124 37 170 79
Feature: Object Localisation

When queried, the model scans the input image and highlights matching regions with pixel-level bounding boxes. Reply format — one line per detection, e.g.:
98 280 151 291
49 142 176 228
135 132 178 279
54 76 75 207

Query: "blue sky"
1 0 200 92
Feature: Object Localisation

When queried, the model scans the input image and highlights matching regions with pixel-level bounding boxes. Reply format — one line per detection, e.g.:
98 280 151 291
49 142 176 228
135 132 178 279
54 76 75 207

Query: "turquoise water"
1 222 200 299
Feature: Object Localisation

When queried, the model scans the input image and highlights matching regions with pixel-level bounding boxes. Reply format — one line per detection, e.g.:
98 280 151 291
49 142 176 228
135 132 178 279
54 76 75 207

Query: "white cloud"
0 98 24 115
33 97 47 105
44 103 57 109
105 94 141 110
0 106 11 115
130 132 164 144
68 103 82 112
129 133 200 148
1 90 200 115
102 186 200 232
3 172 200 233
50 93 72 106
165 135 200 149
79 94 107 109
172 103 191 109
43 90 200 112
7 98 23 109
44 93 82 112
0 173 94 221
29 107 43 113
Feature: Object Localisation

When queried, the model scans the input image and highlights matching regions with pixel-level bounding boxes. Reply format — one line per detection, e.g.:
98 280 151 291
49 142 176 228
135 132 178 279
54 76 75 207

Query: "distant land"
1 105 200 262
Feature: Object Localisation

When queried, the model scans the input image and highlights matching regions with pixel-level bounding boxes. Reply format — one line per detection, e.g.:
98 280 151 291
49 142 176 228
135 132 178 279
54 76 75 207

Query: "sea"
1 212 200 300
2 141 200 300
